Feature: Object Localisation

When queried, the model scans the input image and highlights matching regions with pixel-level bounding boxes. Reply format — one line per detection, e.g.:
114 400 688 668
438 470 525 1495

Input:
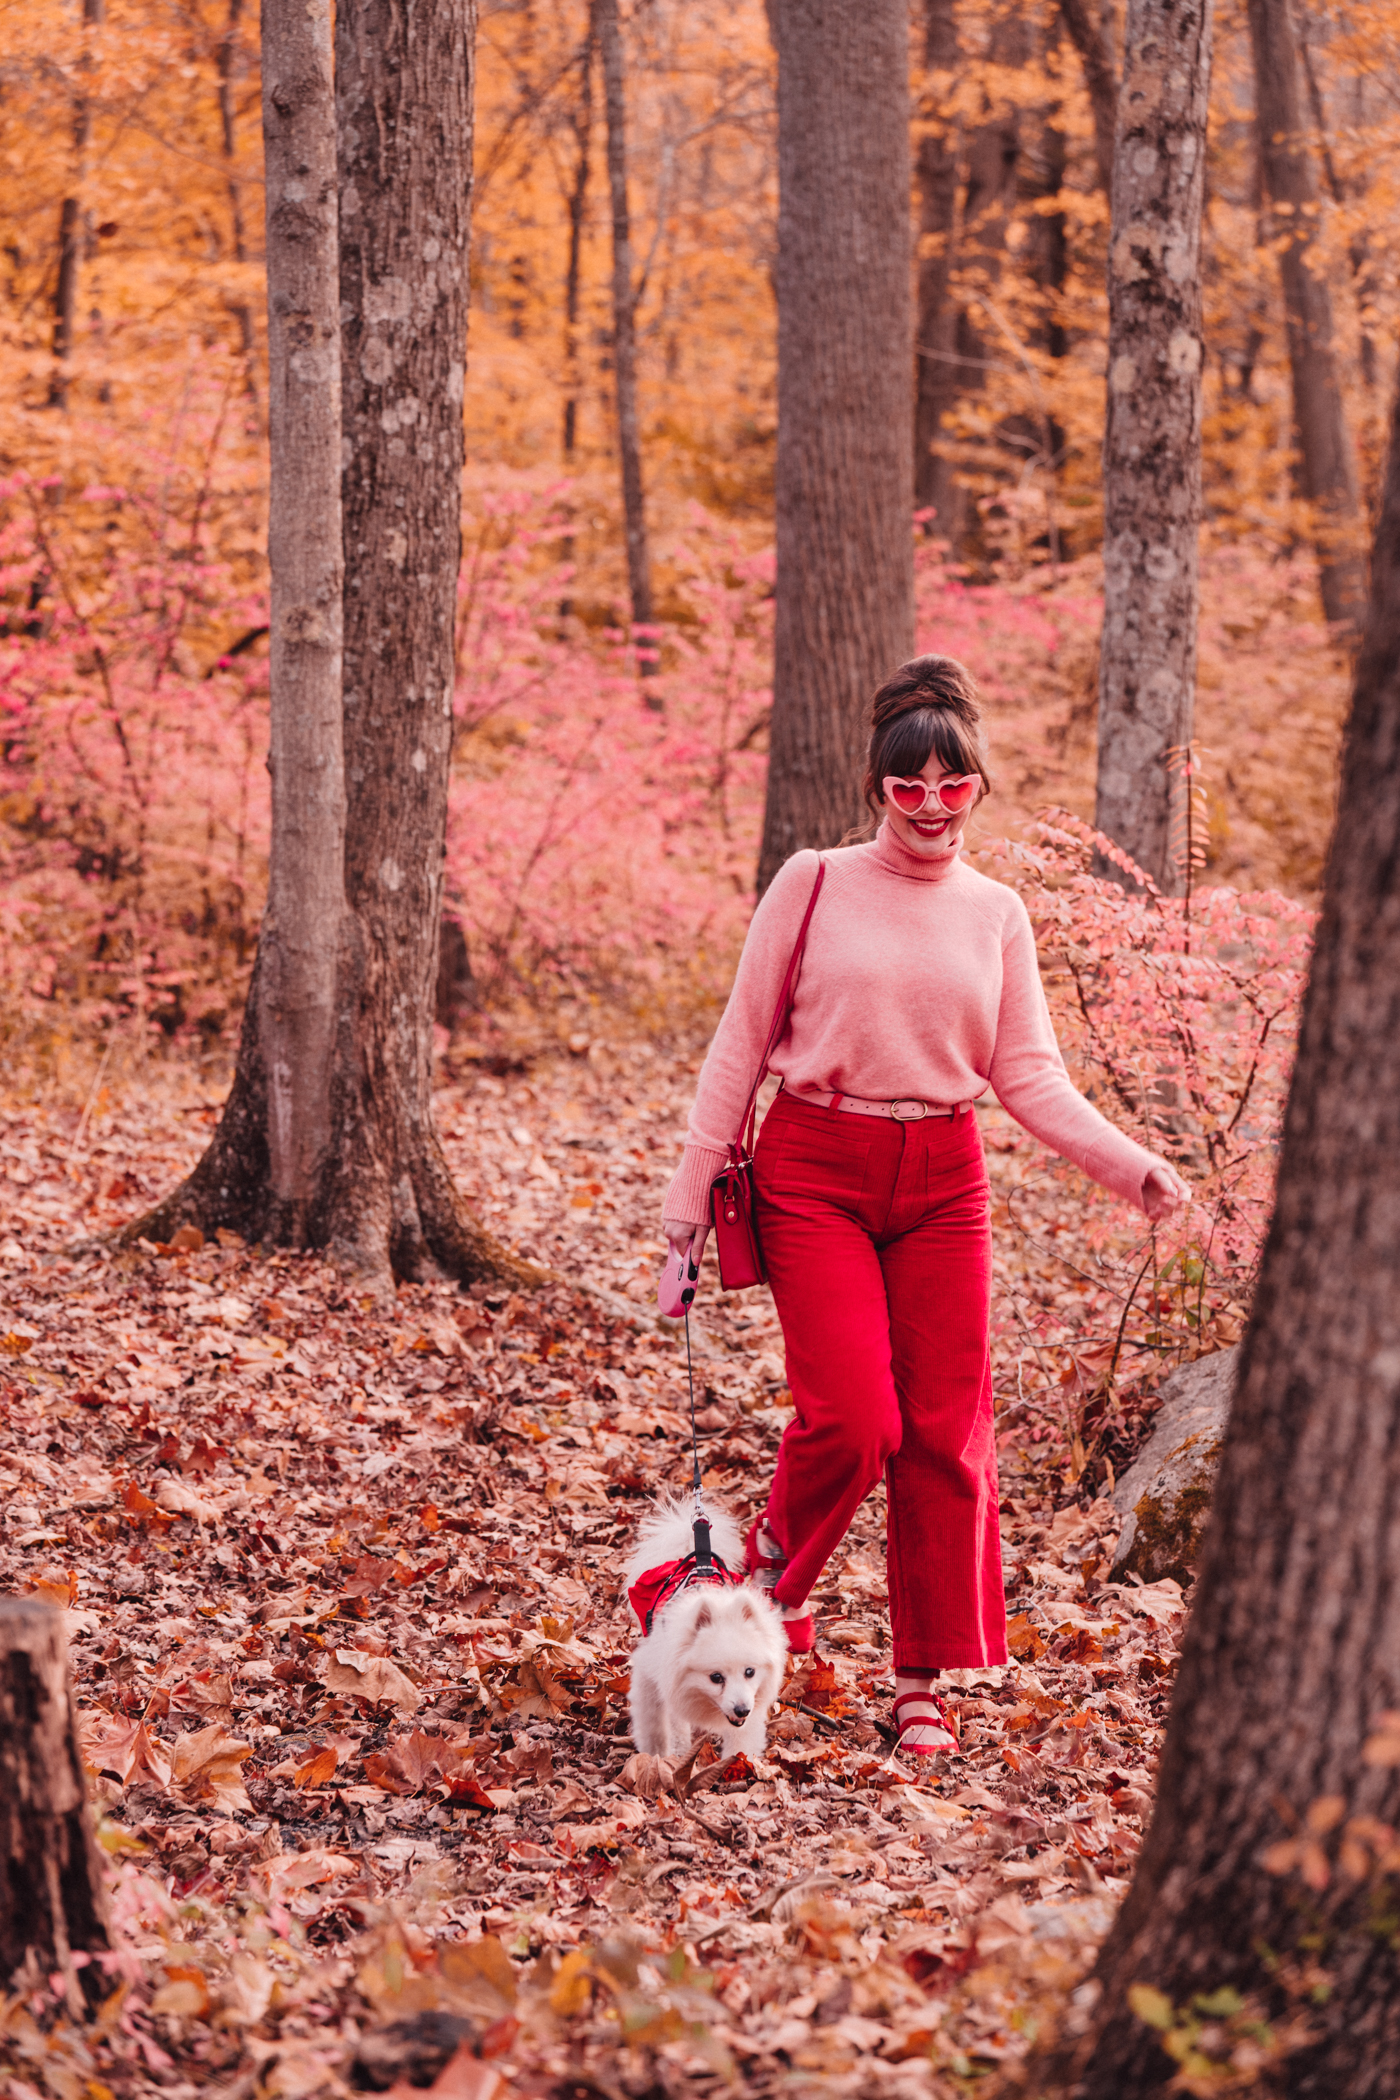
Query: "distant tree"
49 0 103 410
1247 0 1366 638
758 0 914 892
595 0 654 647
134 0 526 1289
912 1 1035 555
913 0 961 531
562 17 594 462
214 0 259 406
1058 0 1116 194
1037 354 1400 2100
1095 0 1213 893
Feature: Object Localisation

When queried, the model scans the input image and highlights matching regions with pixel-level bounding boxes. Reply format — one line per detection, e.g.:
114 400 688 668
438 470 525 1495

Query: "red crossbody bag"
708 859 826 1290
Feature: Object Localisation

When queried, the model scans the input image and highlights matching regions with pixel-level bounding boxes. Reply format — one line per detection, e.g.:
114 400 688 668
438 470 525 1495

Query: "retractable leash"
659 1240 718 1574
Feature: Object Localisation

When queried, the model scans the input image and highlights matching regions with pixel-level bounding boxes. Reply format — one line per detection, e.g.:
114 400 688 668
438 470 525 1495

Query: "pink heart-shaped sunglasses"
883 772 981 817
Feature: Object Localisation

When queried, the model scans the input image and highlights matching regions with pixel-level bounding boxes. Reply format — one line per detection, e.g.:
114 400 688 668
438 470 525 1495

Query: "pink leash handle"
657 1238 700 1319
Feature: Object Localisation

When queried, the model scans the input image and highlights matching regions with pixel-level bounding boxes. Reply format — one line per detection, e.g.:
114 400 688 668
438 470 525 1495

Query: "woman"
660 656 1187 1756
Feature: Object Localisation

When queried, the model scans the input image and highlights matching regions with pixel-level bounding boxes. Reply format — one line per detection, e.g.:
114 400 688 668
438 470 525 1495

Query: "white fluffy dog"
625 1498 787 1762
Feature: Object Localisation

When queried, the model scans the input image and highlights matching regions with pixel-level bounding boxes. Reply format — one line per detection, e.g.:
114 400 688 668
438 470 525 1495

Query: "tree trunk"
757 0 914 893
128 0 531 1290
563 23 594 462
1248 0 1366 638
913 0 961 531
329 0 506 1285
1297 22 1377 393
216 0 260 407
1094 0 1213 894
48 0 104 411
1038 359 1400 2100
1058 0 1117 194
0 1601 110 2015
249 0 347 1244
595 0 654 645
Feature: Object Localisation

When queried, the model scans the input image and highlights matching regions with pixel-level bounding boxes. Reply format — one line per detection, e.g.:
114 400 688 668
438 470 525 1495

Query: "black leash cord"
684 1309 713 1570
685 1307 701 1494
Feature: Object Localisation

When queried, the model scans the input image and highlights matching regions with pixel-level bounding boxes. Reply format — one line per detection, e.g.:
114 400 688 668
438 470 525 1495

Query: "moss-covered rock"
1109 1347 1239 1585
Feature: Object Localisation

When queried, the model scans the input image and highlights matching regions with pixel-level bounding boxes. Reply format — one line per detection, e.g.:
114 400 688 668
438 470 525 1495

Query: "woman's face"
881 756 982 861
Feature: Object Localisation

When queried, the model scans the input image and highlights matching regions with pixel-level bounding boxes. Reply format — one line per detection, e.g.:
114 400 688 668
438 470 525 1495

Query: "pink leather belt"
785 1087 973 1122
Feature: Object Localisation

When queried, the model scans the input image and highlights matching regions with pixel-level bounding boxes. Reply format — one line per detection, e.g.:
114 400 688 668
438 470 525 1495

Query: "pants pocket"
758 1114 873 1203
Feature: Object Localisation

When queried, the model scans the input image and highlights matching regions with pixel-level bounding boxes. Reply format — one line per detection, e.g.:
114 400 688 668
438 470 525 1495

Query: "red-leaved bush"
973 813 1313 1473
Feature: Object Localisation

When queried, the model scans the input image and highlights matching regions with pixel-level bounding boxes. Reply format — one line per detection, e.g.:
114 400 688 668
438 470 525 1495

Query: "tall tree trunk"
563 23 594 462
128 0 529 1290
49 0 103 411
1038 360 1400 2100
595 0 654 644
757 0 914 892
1058 0 1117 194
1247 0 1365 638
253 0 346 1237
0 1602 110 2014
913 0 961 531
216 0 260 408
329 0 505 1284
1094 0 1213 894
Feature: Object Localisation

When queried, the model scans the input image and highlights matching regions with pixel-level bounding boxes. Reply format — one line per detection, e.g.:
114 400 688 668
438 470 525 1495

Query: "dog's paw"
619 1751 677 1799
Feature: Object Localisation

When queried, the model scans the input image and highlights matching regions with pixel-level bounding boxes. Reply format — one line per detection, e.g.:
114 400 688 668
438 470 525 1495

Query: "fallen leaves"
322 1649 423 1712
0 1037 1205 2100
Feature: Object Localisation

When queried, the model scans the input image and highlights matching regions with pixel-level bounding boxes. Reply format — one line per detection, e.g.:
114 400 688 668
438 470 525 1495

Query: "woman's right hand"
663 1214 709 1272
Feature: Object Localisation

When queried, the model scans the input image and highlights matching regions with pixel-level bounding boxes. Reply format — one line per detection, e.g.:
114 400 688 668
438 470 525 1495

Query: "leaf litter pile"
0 1032 1198 2099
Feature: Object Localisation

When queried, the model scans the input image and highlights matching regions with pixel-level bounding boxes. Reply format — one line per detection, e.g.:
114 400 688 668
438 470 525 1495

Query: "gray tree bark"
1094 0 1213 894
255 0 347 1241
596 0 654 643
329 0 509 1284
1247 0 1366 639
1037 357 1400 2100
0 1601 110 2015
757 0 914 893
129 0 530 1290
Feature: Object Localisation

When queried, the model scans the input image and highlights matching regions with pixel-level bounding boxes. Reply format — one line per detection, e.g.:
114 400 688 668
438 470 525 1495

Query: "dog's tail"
623 1494 744 1585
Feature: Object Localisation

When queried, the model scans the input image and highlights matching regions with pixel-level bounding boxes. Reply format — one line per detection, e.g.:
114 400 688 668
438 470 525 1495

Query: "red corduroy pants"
753 1090 1007 1672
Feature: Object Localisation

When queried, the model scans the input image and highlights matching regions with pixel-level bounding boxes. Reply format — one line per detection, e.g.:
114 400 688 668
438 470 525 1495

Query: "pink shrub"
973 813 1314 1464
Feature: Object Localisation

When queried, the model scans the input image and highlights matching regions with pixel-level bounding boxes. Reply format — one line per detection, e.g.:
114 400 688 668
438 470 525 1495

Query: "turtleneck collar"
873 820 964 884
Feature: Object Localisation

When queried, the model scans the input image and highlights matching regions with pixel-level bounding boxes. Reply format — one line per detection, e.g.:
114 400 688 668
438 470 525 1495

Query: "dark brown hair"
861 654 991 820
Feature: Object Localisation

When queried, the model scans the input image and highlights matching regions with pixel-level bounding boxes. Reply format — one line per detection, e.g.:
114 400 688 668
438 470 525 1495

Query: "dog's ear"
694 1602 712 1629
739 1598 758 1622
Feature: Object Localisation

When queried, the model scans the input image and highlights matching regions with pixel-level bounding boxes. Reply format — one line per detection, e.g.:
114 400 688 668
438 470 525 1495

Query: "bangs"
877 706 982 784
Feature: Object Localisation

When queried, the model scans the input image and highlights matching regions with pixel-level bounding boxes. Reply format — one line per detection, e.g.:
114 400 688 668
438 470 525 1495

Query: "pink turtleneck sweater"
663 825 1166 1226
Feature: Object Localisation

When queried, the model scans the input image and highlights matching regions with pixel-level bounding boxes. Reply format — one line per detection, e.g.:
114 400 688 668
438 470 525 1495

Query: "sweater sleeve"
988 895 1168 1214
662 850 823 1225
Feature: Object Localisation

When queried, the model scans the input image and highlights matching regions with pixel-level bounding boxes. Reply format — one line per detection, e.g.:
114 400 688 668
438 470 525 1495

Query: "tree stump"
0 1599 110 2013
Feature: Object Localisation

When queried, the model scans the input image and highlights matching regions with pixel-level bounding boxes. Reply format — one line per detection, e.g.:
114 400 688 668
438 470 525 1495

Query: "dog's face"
670 1592 783 1732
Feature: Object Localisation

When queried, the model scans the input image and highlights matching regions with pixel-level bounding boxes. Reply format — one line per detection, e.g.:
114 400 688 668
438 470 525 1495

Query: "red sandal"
745 1520 814 1654
891 1688 959 1758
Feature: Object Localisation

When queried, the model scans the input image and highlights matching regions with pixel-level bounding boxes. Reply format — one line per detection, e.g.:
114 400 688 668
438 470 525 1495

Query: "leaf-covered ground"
0 1034 1194 2099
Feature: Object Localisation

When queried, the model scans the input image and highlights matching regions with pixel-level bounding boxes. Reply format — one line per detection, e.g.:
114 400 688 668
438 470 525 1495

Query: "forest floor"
0 1029 1195 2100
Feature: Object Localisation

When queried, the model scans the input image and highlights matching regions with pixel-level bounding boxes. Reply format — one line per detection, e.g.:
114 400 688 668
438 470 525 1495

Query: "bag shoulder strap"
732 855 826 1164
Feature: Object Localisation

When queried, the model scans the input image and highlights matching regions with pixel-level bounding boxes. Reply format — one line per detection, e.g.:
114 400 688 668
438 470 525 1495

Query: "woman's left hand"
1142 1163 1189 1221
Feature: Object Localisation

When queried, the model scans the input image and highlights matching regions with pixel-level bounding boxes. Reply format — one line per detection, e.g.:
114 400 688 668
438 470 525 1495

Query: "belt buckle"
889 1099 928 1122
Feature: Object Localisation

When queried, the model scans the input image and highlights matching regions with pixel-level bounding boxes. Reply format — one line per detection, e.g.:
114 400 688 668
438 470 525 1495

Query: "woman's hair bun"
862 655 990 820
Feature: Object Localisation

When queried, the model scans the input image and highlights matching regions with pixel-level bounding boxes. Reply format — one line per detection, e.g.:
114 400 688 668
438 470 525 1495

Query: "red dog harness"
628 1514 742 1634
